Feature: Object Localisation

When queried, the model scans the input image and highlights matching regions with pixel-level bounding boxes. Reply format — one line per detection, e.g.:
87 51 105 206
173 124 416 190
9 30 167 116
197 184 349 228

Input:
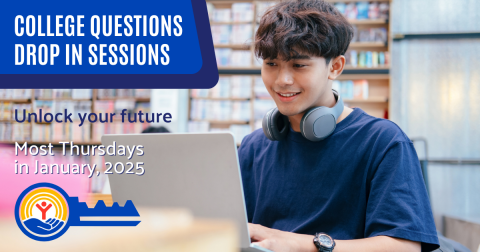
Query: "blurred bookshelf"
189 0 392 144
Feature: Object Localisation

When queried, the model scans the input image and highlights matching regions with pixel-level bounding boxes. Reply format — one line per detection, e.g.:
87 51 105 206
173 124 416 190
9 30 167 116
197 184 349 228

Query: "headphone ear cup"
300 107 336 141
262 108 289 141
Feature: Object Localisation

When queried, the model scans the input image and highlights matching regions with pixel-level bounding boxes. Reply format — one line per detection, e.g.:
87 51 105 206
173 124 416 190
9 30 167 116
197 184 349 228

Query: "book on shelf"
254 99 277 121
211 6 231 22
12 104 32 121
33 100 53 115
12 123 31 141
52 101 74 117
253 84 276 128
212 25 232 44
0 122 32 141
135 102 150 114
231 24 253 44
53 89 72 99
333 80 369 100
97 89 116 99
368 2 380 19
134 89 150 98
31 100 92 122
73 101 92 120
346 50 389 68
352 27 387 43
92 122 149 142
232 3 254 22
191 76 251 99
356 2 369 20
95 99 136 115
256 2 277 22
210 76 231 98
215 48 232 66
114 99 136 114
191 89 210 98
0 102 13 120
71 89 93 99
31 122 91 142
0 89 32 99
231 101 251 121
353 80 369 100
116 89 135 98
215 49 251 67
97 89 137 99
36 89 74 99
207 2 215 21
36 89 90 99
207 2 254 23
211 23 253 44
228 124 251 145
35 89 52 99
0 123 12 141
94 100 115 114
190 100 250 121
335 1 389 20
231 76 252 98
188 121 210 133
230 50 252 67
254 76 271 99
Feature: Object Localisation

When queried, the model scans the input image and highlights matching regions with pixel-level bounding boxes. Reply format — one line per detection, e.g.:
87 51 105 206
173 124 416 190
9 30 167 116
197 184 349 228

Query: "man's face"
261 54 332 117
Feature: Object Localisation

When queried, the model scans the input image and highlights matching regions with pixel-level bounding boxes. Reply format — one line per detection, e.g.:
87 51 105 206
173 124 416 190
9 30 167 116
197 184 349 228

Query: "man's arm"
249 223 421 252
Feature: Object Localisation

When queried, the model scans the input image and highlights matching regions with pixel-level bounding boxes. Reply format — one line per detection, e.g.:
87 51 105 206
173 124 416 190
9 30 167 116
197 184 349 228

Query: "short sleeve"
365 141 440 252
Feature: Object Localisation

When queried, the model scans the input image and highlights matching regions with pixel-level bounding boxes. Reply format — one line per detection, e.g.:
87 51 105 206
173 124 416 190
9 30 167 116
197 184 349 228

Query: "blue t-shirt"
238 108 439 251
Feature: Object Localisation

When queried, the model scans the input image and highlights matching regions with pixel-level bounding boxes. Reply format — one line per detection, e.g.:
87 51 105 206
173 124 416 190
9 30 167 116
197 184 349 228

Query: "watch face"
319 234 333 248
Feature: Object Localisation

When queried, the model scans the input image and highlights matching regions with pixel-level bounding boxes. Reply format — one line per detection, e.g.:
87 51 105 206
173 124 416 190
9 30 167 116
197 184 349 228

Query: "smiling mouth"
277 92 301 97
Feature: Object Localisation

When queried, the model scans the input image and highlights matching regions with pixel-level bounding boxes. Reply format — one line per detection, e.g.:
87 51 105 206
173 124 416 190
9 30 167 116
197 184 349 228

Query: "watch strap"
319 247 333 252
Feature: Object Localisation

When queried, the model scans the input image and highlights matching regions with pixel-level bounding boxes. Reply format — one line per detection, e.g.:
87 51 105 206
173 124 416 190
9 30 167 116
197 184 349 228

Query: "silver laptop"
102 133 271 252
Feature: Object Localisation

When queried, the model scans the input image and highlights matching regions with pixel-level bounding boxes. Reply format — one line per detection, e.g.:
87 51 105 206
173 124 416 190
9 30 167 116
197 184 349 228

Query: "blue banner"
0 0 218 88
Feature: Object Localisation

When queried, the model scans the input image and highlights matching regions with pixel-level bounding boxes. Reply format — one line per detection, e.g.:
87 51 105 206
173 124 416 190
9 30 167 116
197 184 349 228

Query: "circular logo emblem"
15 183 70 241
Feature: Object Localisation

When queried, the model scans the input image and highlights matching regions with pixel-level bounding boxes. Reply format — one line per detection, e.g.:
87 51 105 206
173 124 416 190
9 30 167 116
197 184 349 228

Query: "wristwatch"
313 232 335 252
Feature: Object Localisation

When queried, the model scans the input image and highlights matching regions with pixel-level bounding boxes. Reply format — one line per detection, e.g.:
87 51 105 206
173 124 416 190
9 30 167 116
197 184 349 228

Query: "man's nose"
275 67 294 86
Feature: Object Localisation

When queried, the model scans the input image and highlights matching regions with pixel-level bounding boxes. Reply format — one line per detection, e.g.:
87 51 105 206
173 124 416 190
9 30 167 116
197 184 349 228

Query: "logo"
16 183 140 241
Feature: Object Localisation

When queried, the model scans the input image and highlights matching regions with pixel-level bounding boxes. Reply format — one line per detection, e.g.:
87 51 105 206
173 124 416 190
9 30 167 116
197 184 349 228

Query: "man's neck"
289 92 353 132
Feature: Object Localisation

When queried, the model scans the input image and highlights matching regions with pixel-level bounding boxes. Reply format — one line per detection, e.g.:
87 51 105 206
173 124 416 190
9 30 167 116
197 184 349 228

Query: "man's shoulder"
348 109 412 145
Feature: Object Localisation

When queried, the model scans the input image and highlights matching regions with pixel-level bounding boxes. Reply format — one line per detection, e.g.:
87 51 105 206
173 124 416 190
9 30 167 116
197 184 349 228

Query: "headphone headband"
331 89 344 122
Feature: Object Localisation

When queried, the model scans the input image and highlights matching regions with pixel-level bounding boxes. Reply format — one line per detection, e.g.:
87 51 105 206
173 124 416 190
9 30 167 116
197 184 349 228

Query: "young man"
238 1 440 251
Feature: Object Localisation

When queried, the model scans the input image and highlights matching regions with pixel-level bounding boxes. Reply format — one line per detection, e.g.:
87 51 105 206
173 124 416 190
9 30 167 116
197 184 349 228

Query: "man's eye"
294 64 305 68
266 62 276 66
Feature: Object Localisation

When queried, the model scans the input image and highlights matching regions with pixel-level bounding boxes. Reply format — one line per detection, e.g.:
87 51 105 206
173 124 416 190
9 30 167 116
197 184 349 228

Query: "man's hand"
249 223 317 252
248 223 422 252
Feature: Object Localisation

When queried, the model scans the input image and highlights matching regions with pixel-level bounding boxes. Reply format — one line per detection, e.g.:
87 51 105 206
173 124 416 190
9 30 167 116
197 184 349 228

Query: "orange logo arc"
20 187 69 222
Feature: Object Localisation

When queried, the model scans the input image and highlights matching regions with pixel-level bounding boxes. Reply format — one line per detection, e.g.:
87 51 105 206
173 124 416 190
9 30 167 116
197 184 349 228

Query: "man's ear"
328 55 346 80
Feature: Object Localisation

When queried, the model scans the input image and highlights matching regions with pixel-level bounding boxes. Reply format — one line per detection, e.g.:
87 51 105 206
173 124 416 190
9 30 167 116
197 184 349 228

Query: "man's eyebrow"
290 54 311 60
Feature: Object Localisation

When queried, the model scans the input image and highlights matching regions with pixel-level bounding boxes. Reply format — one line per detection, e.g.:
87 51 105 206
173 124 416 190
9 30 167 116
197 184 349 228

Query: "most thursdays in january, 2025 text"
15 141 146 177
